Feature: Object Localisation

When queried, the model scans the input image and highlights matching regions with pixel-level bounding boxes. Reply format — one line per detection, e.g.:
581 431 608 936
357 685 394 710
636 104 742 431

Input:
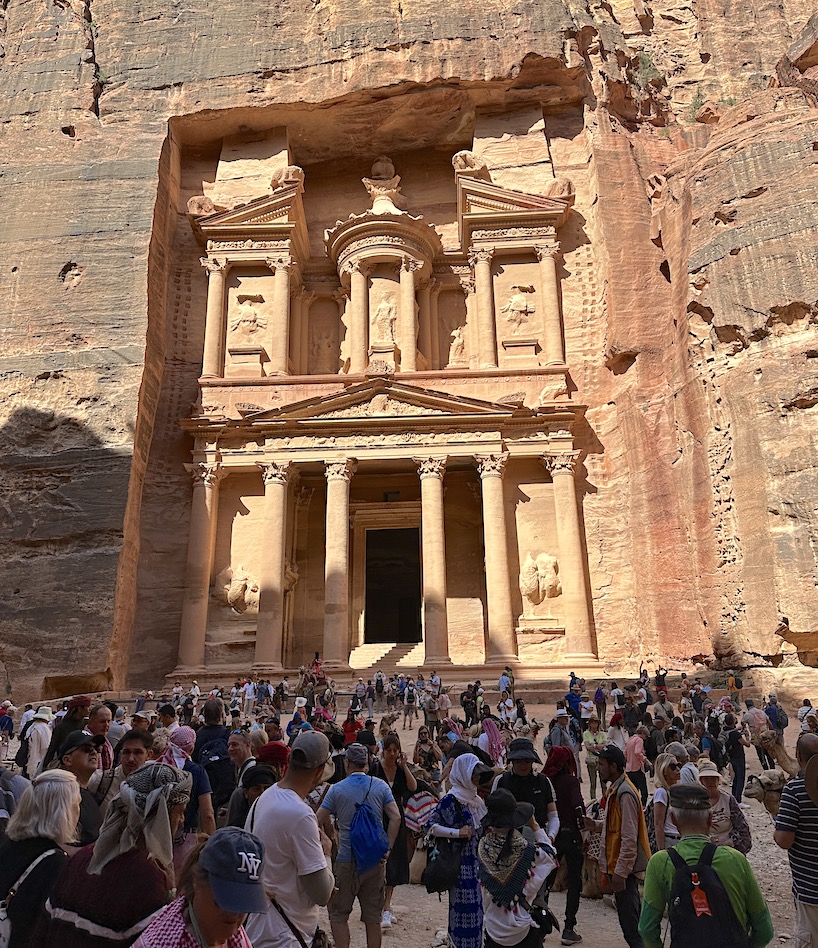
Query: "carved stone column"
298 290 315 375
475 454 518 663
348 261 371 374
417 279 432 368
254 461 290 672
536 245 565 365
289 287 303 375
398 256 421 372
323 458 357 670
176 463 224 670
430 280 442 370
469 248 498 368
415 457 451 665
542 452 596 659
266 255 293 374
200 257 228 378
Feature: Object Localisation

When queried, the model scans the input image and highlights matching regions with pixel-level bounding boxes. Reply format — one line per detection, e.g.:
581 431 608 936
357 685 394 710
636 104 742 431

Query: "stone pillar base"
422 656 453 667
323 660 353 674
488 654 521 665
166 666 208 682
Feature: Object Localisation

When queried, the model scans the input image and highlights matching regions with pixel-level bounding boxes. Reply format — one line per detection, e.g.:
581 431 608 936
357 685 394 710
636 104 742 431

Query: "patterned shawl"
133 897 252 948
478 829 538 909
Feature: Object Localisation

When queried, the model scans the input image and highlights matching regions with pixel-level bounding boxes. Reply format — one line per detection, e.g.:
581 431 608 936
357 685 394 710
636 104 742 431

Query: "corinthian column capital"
542 451 581 477
414 456 448 479
474 453 508 479
200 256 227 273
185 462 224 487
535 244 560 262
258 461 291 487
400 255 422 274
468 247 494 266
325 458 358 482
264 254 293 273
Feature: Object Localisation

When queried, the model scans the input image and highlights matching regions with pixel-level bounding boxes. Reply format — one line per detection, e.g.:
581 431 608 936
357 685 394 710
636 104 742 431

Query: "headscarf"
718 696 734 713
610 712 624 728
442 716 462 738
257 741 290 773
157 725 196 769
88 762 192 875
543 745 576 779
482 718 505 766
449 753 487 821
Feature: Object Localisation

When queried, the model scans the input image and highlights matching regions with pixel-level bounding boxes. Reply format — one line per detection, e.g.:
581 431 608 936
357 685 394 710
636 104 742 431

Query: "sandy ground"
1 702 796 947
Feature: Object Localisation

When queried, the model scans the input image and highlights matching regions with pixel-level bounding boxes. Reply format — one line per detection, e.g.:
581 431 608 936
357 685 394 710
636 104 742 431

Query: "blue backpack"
350 777 389 873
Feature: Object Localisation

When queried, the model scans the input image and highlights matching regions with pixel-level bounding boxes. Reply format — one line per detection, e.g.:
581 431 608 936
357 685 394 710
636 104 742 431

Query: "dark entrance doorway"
364 527 422 644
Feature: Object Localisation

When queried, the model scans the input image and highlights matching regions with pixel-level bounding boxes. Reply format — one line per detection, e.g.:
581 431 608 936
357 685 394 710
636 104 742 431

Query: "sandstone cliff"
2 0 817 697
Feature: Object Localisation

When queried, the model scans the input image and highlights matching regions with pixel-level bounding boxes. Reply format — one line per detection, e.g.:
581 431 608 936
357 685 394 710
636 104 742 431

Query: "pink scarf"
482 718 505 765
157 726 196 770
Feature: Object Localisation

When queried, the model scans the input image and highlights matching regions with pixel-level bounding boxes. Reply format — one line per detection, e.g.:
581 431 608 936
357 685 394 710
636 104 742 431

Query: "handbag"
269 892 332 948
421 836 464 893
0 848 58 948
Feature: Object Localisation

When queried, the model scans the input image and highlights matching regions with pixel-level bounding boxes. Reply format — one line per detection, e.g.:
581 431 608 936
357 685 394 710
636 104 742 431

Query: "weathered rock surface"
2 0 818 697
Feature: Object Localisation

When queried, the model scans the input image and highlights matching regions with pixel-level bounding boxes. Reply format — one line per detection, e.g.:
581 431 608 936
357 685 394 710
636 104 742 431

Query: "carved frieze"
320 394 446 418
206 239 290 252
472 226 555 241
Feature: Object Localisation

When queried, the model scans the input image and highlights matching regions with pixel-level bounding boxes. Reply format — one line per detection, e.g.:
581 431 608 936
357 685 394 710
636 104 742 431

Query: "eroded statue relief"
448 326 467 365
371 298 397 346
451 150 490 176
213 565 260 614
520 552 561 605
230 296 267 336
311 331 337 374
543 176 576 200
500 285 536 331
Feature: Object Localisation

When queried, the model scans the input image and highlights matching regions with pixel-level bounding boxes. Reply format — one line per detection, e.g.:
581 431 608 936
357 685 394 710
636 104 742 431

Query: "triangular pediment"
197 185 310 259
457 177 572 247
235 378 529 426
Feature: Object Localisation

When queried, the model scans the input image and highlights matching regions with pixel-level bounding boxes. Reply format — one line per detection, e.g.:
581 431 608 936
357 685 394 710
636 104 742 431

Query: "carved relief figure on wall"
230 295 267 336
213 565 260 614
500 285 536 332
448 325 467 366
371 298 397 346
311 330 337 374
520 551 561 607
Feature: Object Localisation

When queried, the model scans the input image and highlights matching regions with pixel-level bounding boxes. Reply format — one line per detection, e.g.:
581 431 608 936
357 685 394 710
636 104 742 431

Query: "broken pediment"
457 175 574 249
193 182 310 260
228 378 533 426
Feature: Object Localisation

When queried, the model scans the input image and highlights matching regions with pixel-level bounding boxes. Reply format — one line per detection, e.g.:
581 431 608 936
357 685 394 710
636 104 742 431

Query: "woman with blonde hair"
652 752 681 849
0 770 80 947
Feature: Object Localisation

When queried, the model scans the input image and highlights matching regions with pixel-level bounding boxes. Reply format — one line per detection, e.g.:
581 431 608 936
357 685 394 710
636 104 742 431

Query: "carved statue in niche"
230 296 267 336
500 285 536 331
270 165 304 191
371 298 397 346
311 330 337 374
213 565 260 614
448 325 467 366
520 552 561 606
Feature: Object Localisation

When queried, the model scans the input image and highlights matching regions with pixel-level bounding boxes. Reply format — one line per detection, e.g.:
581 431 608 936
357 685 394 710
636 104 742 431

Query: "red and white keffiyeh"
133 897 252 948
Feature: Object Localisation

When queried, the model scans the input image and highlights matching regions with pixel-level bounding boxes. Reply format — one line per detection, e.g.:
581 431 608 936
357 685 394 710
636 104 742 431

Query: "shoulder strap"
666 847 687 872
2 848 59 903
247 796 260 834
269 894 311 948
700 843 717 867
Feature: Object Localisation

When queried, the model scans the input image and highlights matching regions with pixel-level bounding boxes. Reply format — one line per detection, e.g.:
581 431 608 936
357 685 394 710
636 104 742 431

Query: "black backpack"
14 720 33 775
200 736 236 808
667 843 750 948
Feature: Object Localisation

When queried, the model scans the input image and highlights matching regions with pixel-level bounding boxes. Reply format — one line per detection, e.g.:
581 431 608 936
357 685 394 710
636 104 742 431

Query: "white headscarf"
449 753 487 821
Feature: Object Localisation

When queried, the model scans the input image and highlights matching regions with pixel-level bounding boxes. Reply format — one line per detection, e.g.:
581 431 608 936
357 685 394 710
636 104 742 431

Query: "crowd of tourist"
0 657 814 948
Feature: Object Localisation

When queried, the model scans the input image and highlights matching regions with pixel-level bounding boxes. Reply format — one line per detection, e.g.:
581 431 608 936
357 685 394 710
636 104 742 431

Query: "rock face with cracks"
1 0 818 698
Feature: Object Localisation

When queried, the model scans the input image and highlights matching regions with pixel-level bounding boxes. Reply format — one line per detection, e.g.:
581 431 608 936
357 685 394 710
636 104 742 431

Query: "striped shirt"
775 775 818 904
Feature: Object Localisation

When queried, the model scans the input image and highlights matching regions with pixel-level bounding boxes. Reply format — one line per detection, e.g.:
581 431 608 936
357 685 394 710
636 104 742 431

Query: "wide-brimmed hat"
481 788 534 830
33 706 53 722
698 760 720 779
295 696 308 708
555 708 570 719
507 738 542 764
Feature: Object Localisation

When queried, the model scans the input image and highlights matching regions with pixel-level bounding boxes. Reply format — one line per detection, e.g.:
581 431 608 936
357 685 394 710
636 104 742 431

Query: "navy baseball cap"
199 827 269 915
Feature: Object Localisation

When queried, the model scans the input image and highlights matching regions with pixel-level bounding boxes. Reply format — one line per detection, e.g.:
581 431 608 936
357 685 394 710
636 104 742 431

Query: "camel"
744 768 788 818
757 729 799 778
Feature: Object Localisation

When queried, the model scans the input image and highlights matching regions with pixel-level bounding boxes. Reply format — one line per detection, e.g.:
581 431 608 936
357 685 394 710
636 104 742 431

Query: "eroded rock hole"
61 125 76 138
659 260 671 281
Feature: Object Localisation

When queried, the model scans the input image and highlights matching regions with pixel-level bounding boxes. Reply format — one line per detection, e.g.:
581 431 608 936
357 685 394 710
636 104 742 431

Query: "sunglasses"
78 744 98 754
667 762 681 771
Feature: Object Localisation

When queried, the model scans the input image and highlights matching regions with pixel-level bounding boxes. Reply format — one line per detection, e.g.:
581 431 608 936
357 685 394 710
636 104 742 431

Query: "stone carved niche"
519 551 561 610
230 295 267 337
